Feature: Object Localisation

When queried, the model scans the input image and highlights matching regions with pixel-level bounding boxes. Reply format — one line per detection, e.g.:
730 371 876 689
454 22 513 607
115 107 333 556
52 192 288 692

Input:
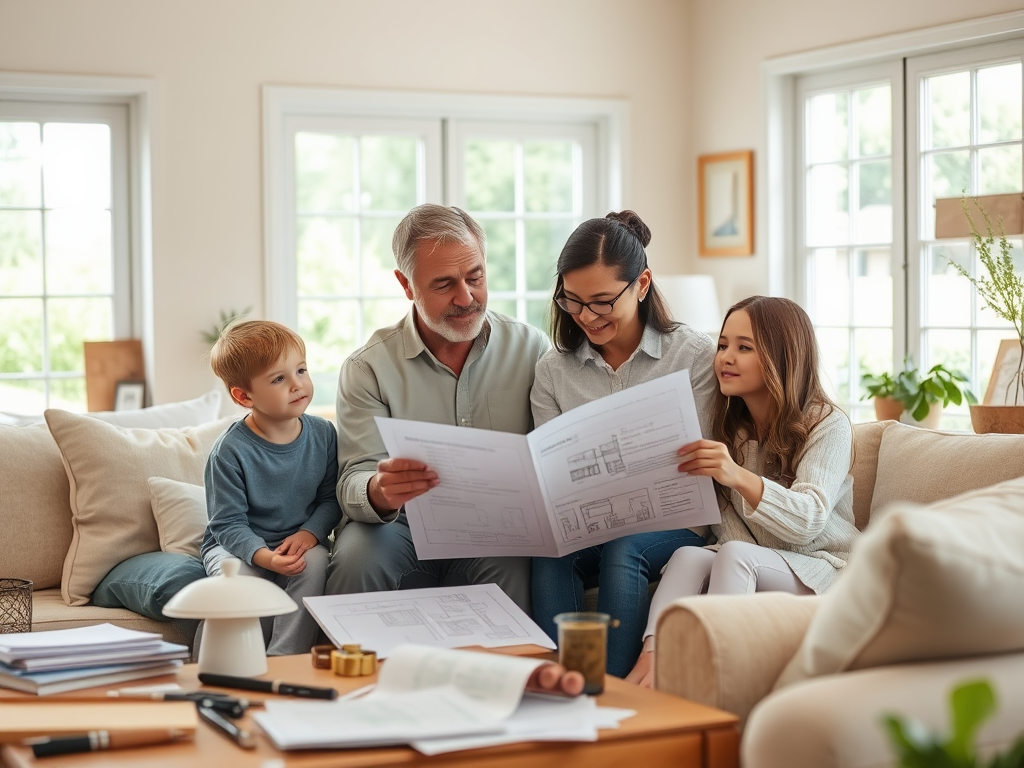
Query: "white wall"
3 0 1023 402
0 0 692 403
685 0 1024 311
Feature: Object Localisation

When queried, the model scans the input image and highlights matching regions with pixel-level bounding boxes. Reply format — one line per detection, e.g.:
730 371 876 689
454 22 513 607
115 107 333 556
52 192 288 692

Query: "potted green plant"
861 361 976 428
948 195 1024 434
897 363 977 428
860 371 904 421
884 678 1024 767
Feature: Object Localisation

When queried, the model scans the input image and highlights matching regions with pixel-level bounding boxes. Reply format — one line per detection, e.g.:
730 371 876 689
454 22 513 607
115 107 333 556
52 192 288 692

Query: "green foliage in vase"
883 679 1024 768
947 195 1024 406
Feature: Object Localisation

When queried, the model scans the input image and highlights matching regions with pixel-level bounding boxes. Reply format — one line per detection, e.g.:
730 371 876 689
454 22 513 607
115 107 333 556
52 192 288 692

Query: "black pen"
197 705 256 749
199 672 338 700
27 729 190 757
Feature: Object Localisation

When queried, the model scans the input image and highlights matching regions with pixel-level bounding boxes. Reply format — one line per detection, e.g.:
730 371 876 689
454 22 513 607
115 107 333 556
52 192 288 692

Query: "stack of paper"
0 624 186 695
253 644 635 753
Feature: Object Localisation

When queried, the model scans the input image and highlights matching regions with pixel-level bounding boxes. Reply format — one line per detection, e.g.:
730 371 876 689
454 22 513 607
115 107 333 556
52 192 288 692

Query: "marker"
197 705 256 750
198 672 338 700
27 729 190 757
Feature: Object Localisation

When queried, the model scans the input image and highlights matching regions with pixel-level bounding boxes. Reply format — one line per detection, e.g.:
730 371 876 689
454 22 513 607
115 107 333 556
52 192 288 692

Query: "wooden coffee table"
0 651 738 767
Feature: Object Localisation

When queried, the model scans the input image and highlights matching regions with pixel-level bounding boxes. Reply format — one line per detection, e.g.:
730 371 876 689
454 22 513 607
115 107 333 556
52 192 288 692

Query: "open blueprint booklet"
375 369 721 560
252 644 634 752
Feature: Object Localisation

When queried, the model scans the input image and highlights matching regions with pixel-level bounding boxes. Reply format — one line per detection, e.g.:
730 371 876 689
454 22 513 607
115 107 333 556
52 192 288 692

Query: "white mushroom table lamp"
163 557 297 677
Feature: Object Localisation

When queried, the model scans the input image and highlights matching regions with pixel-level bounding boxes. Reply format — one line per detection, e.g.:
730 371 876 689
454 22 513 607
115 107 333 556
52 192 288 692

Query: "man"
327 204 550 613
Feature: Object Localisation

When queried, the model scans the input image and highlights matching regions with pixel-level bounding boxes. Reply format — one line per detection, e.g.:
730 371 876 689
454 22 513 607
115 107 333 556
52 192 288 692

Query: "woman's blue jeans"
531 528 706 678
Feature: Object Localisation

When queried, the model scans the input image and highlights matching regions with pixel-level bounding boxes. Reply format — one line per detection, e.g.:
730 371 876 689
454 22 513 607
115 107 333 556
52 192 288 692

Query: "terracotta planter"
873 397 904 422
969 404 1024 434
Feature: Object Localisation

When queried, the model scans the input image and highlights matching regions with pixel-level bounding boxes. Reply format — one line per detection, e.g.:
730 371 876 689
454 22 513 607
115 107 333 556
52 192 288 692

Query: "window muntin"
910 46 1024 430
0 102 129 414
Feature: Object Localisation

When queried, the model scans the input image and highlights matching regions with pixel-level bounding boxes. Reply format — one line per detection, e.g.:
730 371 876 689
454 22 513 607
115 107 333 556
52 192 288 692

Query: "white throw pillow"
44 410 234 605
89 389 222 428
775 475 1024 689
148 477 208 558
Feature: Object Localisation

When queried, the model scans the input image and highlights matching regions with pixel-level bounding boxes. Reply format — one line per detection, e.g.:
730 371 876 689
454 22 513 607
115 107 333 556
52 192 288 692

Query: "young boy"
202 320 342 655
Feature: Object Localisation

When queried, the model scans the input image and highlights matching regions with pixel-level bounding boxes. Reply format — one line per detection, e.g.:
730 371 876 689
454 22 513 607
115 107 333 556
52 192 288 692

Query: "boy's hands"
252 530 317 576
252 547 307 575
276 529 318 556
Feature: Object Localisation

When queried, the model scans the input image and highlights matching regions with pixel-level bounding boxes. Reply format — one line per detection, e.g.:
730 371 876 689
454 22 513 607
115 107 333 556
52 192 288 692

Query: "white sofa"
0 392 235 647
654 420 1024 767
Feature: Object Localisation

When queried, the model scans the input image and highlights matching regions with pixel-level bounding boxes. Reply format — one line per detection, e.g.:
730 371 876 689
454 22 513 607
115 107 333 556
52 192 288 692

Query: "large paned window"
792 35 1023 430
265 88 622 416
0 101 130 414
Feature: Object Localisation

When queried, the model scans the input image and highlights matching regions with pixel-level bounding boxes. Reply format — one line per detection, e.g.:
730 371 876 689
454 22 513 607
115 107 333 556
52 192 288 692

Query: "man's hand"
526 662 585 697
367 458 439 514
252 547 307 576
275 529 317 556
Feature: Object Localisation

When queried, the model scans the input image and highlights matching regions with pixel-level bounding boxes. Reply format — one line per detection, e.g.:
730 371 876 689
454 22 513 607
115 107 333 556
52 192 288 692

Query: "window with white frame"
0 100 131 414
790 32 1024 430
264 88 623 416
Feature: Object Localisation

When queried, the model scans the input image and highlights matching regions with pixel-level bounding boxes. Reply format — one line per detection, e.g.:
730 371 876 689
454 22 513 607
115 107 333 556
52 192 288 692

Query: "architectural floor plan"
375 370 721 559
303 584 554 658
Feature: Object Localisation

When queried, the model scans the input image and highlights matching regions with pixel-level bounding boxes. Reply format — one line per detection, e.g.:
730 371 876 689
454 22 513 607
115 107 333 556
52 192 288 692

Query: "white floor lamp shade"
658 275 723 335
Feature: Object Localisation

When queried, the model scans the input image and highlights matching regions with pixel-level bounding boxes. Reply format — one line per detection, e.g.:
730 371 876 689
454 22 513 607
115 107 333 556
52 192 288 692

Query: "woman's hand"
677 439 765 509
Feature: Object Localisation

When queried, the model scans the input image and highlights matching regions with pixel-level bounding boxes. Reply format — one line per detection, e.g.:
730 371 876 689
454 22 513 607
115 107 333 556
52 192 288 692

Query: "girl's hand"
677 439 765 509
677 439 744 487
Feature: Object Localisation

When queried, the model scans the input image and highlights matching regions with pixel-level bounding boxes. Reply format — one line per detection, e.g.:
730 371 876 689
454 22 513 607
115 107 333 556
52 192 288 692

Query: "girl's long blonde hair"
711 296 836 488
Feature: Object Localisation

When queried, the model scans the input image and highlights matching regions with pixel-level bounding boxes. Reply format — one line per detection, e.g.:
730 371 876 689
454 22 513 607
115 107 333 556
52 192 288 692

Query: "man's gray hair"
392 204 487 277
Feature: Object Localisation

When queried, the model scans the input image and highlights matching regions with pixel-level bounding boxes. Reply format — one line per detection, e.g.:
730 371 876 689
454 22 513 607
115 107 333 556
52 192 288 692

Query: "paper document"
253 644 545 750
304 583 555 658
375 369 720 559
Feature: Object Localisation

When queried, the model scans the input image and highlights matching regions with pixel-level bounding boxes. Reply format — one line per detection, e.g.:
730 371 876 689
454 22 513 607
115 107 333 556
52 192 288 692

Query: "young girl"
530 210 718 678
626 295 858 687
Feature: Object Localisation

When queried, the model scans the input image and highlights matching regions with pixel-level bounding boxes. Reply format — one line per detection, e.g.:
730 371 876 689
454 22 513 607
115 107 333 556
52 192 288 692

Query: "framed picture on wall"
984 339 1024 406
698 150 754 256
114 380 146 411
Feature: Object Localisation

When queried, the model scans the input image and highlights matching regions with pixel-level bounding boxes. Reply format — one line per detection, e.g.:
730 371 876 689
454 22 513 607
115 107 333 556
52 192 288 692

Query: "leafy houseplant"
861 371 904 421
860 362 976 425
883 679 1024 767
898 363 977 424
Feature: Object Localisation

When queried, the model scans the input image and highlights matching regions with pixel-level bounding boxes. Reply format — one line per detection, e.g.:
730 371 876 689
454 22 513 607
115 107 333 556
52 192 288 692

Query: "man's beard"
417 300 487 343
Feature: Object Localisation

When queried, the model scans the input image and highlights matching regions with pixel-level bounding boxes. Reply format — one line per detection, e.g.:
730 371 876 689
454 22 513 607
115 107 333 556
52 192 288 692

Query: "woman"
530 210 718 678
627 295 858 687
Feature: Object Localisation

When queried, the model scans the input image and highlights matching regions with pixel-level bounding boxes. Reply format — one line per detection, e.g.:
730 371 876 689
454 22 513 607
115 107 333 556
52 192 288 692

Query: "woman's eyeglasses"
554 276 639 316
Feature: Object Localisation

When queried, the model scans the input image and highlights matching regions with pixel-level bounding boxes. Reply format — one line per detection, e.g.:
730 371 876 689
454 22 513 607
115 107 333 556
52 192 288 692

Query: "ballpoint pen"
197 705 256 750
198 672 338 700
26 729 191 757
107 690 257 717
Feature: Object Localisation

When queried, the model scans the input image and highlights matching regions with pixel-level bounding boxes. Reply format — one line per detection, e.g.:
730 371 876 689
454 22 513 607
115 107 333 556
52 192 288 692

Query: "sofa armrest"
655 593 822 726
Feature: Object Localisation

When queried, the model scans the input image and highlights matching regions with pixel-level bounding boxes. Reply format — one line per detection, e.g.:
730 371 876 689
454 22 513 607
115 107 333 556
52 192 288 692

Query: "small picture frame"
984 339 1024 406
114 380 146 411
698 150 754 256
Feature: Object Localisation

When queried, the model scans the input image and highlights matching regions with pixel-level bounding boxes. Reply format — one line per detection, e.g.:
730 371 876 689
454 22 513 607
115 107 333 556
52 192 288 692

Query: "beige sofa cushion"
31 588 195 647
849 420 889 530
45 411 232 606
776 475 1024 688
870 423 1024 517
149 477 208 558
0 424 73 589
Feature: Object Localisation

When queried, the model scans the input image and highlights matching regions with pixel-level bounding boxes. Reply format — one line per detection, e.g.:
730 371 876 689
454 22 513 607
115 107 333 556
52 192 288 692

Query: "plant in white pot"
860 362 975 428
949 196 1024 434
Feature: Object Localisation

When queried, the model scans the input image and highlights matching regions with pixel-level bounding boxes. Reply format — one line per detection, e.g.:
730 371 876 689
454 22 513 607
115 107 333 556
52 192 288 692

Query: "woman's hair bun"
605 210 651 248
